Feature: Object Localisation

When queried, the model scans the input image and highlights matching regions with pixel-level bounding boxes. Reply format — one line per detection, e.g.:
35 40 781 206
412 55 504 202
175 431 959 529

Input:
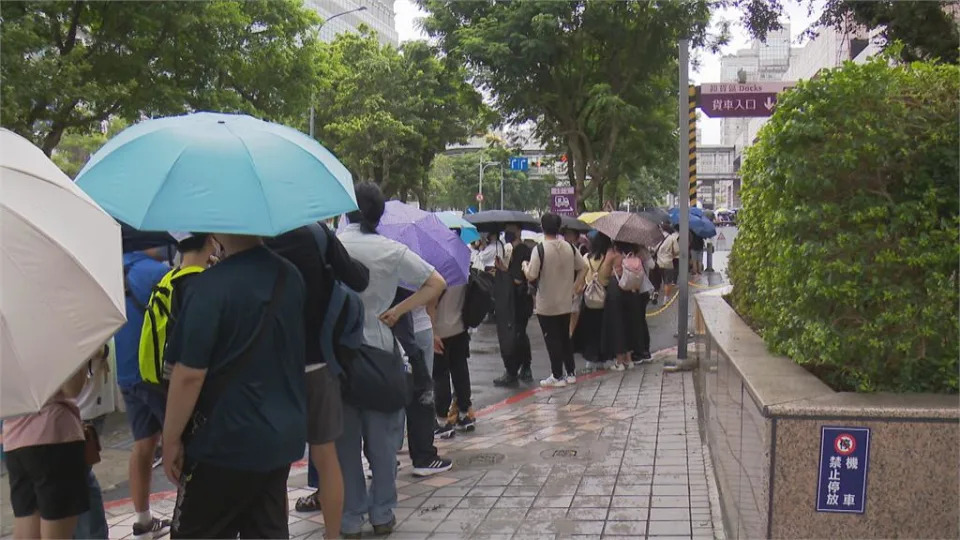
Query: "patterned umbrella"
590 211 664 247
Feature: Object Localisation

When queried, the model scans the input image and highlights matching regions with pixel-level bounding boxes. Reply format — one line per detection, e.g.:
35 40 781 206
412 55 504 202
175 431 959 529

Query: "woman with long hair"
336 183 447 538
601 242 649 370
573 232 615 371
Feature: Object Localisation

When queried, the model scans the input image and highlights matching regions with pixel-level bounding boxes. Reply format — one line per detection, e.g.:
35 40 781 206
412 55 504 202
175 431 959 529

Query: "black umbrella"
120 221 176 254
560 215 591 232
464 210 540 233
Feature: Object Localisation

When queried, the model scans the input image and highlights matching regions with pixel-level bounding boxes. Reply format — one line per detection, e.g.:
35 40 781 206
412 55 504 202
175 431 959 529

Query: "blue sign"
509 157 529 171
816 426 870 513
465 206 477 215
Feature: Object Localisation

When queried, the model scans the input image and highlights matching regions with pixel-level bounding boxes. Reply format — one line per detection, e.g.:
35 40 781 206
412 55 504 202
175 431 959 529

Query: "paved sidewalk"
102 354 720 539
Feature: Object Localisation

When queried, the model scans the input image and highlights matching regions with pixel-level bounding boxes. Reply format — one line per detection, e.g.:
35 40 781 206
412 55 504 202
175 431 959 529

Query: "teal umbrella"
75 112 357 236
436 211 480 244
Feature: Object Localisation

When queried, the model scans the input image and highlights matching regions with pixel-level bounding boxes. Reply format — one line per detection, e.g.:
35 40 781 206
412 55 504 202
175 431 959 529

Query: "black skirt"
573 305 605 362
601 279 644 357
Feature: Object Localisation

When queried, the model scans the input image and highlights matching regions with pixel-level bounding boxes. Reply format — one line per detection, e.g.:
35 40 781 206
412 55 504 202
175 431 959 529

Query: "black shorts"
6 441 89 520
305 366 343 445
171 460 290 539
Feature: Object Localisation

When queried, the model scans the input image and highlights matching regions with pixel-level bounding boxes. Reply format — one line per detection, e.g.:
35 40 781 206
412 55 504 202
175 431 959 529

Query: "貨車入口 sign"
816 426 870 513
698 81 796 118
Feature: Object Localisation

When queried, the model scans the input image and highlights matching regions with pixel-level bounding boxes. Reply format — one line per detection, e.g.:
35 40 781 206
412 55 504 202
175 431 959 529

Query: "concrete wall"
694 294 959 539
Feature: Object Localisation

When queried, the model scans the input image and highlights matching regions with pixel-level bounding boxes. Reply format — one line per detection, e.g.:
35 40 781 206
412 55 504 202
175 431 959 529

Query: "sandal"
295 490 321 513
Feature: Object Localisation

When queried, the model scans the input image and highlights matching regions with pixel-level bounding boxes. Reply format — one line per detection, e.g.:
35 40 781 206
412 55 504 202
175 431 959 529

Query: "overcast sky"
393 0 822 144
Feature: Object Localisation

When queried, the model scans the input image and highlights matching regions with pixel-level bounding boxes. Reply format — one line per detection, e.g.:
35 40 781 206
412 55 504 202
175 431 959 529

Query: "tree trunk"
41 123 67 156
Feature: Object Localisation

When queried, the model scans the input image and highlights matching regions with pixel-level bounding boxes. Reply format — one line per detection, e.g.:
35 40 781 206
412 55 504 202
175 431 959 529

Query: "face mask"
504 231 517 243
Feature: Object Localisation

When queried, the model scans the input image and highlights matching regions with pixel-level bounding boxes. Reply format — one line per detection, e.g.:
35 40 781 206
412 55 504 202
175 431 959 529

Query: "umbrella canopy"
560 215 591 232
346 201 470 288
578 211 609 224
436 211 481 244
1 129 126 418
668 207 717 238
637 207 671 228
590 211 664 248
75 112 357 236
464 210 540 233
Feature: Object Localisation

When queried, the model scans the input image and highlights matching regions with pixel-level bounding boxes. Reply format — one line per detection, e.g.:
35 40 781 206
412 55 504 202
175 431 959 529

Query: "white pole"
676 39 691 363
478 156 484 212
500 165 504 210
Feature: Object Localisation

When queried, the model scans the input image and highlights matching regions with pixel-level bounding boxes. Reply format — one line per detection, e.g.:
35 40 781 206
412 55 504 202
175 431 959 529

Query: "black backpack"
305 223 365 376
462 268 495 328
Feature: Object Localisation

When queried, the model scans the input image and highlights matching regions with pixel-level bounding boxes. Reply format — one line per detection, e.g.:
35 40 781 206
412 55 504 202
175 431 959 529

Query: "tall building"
719 26 796 148
303 0 398 47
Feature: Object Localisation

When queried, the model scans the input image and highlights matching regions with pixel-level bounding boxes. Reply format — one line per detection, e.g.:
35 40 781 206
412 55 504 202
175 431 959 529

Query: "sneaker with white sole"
132 517 170 540
565 374 577 385
540 375 567 388
412 458 453 477
610 362 626 372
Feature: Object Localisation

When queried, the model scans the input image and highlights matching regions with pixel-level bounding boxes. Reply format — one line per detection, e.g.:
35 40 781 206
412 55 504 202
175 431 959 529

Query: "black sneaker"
412 458 453 477
132 517 171 540
493 372 519 387
372 517 397 536
457 413 476 433
434 423 456 439
519 366 534 383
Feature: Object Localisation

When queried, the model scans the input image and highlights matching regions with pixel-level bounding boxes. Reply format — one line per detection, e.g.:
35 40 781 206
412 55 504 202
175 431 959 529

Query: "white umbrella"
1 129 126 418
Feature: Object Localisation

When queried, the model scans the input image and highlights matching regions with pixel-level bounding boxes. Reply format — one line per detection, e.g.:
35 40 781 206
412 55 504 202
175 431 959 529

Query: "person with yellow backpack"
139 233 219 389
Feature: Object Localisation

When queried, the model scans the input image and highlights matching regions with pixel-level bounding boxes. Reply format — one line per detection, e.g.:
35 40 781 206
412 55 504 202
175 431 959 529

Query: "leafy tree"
311 32 489 201
428 150 552 213
1 0 320 154
728 57 959 393
418 0 713 211
51 117 127 178
727 0 959 64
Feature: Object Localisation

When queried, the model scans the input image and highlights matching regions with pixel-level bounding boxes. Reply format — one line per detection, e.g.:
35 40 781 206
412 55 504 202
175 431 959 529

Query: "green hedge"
728 57 959 394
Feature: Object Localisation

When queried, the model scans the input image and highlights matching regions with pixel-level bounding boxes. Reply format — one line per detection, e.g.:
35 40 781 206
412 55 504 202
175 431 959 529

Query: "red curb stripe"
104 347 681 510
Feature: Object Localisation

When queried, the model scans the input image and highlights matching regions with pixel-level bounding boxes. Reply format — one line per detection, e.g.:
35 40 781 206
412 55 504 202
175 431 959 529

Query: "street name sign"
699 81 796 118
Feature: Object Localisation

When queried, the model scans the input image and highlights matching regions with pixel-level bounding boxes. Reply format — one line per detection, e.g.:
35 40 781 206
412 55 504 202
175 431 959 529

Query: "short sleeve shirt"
164 246 307 472
338 225 434 351
525 239 586 316
116 253 169 388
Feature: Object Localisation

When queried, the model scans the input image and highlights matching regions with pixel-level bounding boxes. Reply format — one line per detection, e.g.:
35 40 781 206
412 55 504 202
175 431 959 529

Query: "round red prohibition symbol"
834 433 857 456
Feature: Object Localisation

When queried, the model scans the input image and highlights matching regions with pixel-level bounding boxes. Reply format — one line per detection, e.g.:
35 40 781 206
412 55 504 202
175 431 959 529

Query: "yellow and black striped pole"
688 85 698 206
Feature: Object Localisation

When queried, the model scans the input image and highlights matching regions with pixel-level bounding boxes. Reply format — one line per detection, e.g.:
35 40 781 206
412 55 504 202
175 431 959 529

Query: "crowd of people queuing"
3 178 695 539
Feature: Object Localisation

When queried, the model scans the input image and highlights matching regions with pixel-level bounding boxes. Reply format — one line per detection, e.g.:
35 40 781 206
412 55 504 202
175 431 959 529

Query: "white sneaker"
540 376 567 388
584 361 597 372
565 374 577 385
611 363 626 372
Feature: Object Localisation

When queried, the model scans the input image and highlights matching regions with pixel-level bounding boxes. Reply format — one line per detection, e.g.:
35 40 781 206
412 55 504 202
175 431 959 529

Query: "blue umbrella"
75 112 357 236
668 207 717 238
436 212 481 244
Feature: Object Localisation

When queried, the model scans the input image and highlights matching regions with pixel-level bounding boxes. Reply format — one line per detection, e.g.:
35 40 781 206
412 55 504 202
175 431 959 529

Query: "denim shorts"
121 383 166 441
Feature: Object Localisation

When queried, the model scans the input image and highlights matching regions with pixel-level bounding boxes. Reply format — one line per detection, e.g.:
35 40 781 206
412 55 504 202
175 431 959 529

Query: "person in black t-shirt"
163 235 307 539
493 224 534 387
266 224 369 537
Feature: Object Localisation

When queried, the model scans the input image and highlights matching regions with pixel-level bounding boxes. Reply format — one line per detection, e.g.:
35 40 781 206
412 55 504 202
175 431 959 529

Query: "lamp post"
309 6 368 138
479 160 498 212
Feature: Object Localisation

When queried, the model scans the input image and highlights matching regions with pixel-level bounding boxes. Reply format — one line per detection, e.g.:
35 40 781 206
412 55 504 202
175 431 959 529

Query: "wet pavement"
100 354 721 539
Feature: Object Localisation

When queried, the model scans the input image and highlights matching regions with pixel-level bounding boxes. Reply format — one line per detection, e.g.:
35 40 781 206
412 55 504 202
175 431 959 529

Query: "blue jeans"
335 403 403 534
75 416 108 539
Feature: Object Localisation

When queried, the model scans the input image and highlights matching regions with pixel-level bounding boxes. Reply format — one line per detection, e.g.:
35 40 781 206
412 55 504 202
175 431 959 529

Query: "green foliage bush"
728 57 959 393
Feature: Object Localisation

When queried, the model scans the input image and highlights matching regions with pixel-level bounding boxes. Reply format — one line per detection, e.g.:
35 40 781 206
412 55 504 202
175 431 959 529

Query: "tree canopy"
1 0 321 154
310 32 490 202
418 0 713 211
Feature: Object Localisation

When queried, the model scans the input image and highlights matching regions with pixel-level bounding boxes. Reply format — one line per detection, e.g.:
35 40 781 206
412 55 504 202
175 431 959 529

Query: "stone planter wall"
693 293 959 539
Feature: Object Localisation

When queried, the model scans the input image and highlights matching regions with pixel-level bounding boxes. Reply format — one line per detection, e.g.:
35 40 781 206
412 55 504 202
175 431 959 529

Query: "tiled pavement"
103 357 721 539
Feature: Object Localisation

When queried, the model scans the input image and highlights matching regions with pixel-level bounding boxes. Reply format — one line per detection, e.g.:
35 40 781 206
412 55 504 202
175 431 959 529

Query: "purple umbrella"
347 201 470 287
